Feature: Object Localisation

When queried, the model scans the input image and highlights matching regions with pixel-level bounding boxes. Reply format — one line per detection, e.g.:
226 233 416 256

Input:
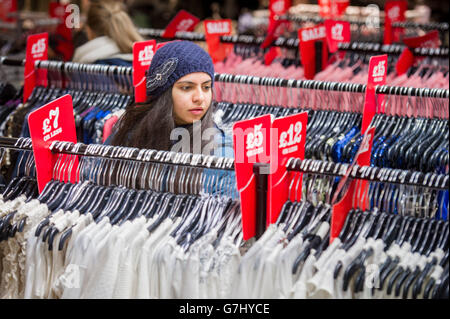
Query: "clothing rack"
0 136 235 172
137 27 449 58
214 73 450 99
278 14 450 32
1 57 448 99
0 137 447 191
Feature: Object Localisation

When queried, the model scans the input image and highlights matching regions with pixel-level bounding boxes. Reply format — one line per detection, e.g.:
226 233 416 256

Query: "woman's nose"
192 87 205 104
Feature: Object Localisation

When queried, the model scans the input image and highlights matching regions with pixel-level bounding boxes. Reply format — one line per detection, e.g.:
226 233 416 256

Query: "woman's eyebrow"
177 80 212 85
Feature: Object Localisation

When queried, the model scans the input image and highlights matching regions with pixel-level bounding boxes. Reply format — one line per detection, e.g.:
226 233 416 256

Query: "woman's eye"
181 86 191 91
203 86 211 90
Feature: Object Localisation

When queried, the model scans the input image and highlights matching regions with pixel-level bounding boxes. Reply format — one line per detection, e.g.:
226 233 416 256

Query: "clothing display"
0 1 448 300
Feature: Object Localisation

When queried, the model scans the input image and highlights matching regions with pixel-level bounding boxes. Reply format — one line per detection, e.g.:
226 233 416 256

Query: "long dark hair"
111 87 217 154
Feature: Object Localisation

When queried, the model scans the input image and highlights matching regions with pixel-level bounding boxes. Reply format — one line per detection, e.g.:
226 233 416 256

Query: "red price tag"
49 2 74 61
204 19 233 63
24 33 48 103
298 25 329 79
162 10 200 38
268 0 291 33
325 20 351 53
133 40 156 103
330 126 375 243
361 54 387 133
233 114 272 240
0 0 17 22
384 0 407 45
28 94 78 193
396 30 441 75
268 112 308 225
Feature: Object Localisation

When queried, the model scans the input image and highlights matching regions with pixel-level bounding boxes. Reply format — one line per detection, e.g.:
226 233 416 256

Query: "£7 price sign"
28 94 78 193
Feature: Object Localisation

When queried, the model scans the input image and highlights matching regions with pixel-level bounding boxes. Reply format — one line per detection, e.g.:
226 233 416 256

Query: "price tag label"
384 0 407 45
361 54 387 133
133 40 157 103
325 20 350 53
268 0 291 32
268 112 308 225
204 19 233 63
330 126 375 243
0 0 17 22
233 114 272 240
24 33 48 103
397 30 441 75
298 25 329 79
49 2 74 61
28 94 78 192
162 10 200 38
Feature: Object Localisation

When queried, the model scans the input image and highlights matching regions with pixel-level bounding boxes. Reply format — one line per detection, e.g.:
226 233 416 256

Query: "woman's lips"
189 108 204 115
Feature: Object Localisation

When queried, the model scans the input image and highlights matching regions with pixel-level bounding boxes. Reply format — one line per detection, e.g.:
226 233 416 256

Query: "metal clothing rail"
137 27 449 58
1 57 449 98
286 158 449 191
214 73 450 99
0 137 235 171
0 137 447 191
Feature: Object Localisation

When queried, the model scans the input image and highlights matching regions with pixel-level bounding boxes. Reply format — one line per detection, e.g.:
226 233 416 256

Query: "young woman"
72 1 144 66
107 41 235 197
109 40 233 159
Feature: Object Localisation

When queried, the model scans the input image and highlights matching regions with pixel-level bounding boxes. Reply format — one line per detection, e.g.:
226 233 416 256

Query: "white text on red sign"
279 122 302 155
138 45 155 66
42 107 62 142
271 0 285 13
301 26 326 42
387 6 400 21
372 60 386 83
177 18 195 31
206 21 231 34
331 23 344 41
31 38 46 58
246 124 264 157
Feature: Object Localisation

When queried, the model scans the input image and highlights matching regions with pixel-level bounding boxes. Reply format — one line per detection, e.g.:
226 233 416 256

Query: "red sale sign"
204 19 233 63
268 112 308 225
133 40 156 103
162 10 200 38
0 0 17 22
361 55 387 134
384 0 407 45
325 20 351 53
319 0 348 18
298 25 329 79
396 31 441 75
330 126 375 243
268 0 291 34
233 114 272 240
28 94 78 193
49 2 74 61
24 33 48 103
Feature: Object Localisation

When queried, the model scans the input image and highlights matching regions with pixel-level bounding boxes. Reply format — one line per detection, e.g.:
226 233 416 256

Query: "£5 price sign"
28 94 78 193
133 40 156 103
24 33 48 103
233 114 272 240
361 54 387 134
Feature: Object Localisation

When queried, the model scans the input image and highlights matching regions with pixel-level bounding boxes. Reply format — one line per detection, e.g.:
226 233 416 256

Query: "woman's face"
172 72 212 125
